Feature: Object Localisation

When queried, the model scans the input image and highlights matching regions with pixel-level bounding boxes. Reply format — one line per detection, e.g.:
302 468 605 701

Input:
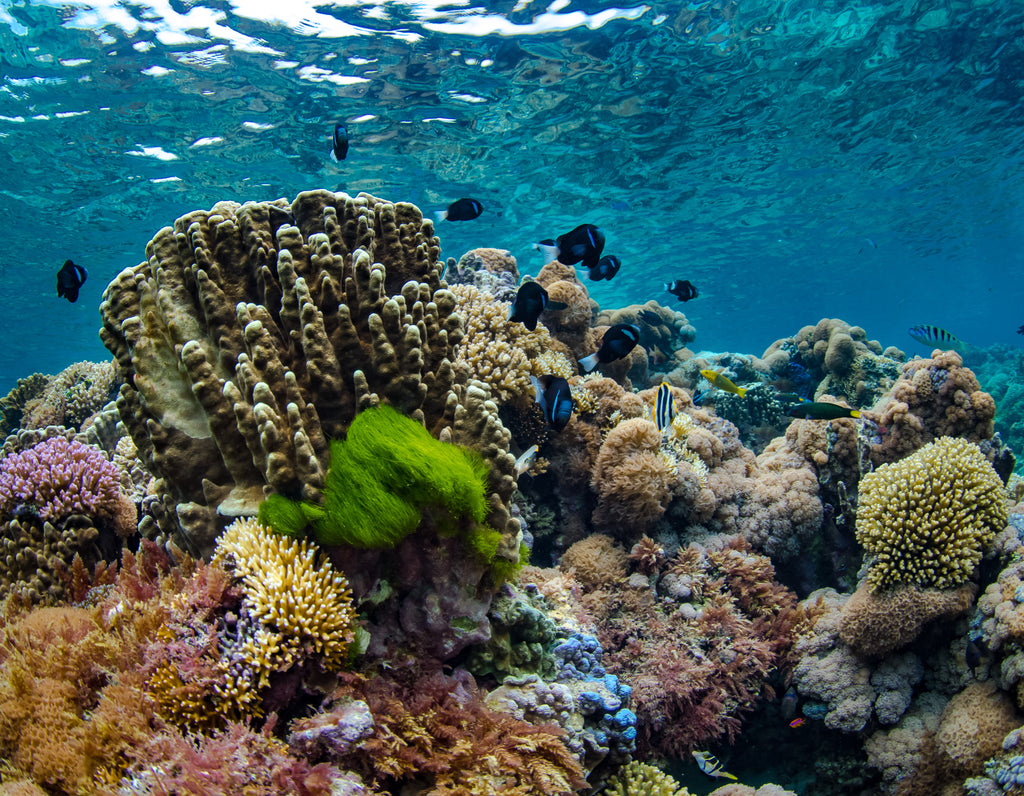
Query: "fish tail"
534 242 559 262
850 409 861 418
721 771 739 781
433 210 448 222
737 386 747 398
579 353 600 373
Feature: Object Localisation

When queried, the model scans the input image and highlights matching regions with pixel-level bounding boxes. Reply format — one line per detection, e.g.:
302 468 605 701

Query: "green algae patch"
259 405 498 558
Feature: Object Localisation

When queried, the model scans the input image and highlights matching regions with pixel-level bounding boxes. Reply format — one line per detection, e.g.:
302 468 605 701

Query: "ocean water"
1 0 1023 392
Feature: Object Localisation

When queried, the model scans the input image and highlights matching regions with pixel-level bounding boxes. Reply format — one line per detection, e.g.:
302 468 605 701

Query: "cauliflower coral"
855 436 1006 591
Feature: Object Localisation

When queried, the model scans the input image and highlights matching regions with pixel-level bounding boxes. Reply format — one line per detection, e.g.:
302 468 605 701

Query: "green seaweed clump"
259 405 500 559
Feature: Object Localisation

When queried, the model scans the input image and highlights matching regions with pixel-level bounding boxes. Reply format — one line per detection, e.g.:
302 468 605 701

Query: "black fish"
665 280 698 302
1018 325 1024 336
532 375 573 432
638 309 662 325
435 198 483 222
508 281 567 332
579 323 641 373
56 259 87 303
787 402 860 420
588 254 620 281
331 124 348 161
534 223 605 268
966 638 983 677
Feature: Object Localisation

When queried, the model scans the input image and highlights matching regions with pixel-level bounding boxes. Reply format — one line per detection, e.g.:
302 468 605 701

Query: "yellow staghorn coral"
600 760 692 795
212 517 357 686
856 436 1007 591
451 283 556 405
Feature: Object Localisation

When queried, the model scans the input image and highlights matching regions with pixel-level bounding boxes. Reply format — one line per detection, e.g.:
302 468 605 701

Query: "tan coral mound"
590 418 675 536
838 582 976 657
856 436 1006 590
559 534 629 587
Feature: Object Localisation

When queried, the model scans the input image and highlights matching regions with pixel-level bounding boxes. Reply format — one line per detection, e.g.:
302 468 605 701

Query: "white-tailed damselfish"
331 124 349 161
434 198 483 222
666 279 698 302
531 375 573 432
508 280 567 331
534 223 605 268
56 259 87 303
579 323 641 372
588 254 620 281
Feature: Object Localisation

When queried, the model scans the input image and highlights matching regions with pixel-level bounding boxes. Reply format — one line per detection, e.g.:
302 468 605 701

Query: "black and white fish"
531 375 573 432
579 323 641 373
434 198 483 222
907 324 965 351
534 223 605 268
508 281 567 332
588 254 620 281
56 259 87 303
652 382 677 431
692 750 737 781
665 279 698 302
330 124 349 161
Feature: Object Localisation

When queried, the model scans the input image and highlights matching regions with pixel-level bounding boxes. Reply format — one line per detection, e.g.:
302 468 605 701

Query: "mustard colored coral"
601 760 692 795
212 517 356 683
855 437 1006 590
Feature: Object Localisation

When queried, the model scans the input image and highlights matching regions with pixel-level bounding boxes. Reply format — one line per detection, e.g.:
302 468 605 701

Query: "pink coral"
0 437 124 522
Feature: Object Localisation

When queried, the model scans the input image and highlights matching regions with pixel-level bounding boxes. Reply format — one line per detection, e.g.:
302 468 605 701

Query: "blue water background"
1 0 1022 393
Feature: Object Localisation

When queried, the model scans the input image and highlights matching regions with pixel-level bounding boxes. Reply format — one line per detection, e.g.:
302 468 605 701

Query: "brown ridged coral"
838 582 976 658
99 190 518 557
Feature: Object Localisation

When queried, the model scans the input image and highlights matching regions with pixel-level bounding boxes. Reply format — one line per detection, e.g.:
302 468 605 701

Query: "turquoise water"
1 0 1023 391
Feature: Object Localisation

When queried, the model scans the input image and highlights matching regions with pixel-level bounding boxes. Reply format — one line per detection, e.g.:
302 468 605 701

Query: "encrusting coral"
99 190 518 560
855 436 1007 591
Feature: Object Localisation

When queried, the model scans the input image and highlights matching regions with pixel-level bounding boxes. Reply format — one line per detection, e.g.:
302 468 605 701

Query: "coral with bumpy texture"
451 283 561 406
99 190 497 555
21 360 120 431
839 581 976 657
870 349 996 464
856 437 1006 591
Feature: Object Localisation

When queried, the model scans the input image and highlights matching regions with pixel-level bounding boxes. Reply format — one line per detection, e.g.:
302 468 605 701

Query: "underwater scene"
2 0 1024 794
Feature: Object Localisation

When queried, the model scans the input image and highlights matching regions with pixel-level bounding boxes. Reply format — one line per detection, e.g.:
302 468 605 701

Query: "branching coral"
856 437 1007 590
211 517 357 693
600 760 692 795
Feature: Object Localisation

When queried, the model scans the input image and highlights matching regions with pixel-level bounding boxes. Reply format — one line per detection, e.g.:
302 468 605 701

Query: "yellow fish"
692 750 738 780
700 369 747 397
652 382 677 431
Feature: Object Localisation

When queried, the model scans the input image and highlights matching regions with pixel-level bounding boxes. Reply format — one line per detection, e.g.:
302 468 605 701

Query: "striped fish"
692 750 738 780
652 382 677 431
907 324 965 351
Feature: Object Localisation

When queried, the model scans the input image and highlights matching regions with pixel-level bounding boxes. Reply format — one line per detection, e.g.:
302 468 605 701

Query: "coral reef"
856 437 1007 590
20 360 120 432
0 373 49 436
599 760 691 795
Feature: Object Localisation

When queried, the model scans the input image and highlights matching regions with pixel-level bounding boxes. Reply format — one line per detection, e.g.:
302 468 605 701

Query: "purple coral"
0 437 122 521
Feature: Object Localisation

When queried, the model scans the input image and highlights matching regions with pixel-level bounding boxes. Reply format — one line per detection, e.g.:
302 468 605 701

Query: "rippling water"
1 0 1022 390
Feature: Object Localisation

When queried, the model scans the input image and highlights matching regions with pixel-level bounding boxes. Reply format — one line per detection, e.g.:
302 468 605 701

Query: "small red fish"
789 718 805 728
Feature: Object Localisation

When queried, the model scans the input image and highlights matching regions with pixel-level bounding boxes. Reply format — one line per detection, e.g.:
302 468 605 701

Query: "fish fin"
533 242 559 262
578 353 600 373
530 375 545 408
433 210 448 222
329 150 338 163
721 772 739 781
546 300 568 311
737 386 747 397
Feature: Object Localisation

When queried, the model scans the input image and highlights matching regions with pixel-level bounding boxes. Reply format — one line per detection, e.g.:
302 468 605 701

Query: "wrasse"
787 401 860 420
701 369 746 397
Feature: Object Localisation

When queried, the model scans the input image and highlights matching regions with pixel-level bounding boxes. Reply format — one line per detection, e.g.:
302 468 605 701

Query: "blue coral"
553 633 606 680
